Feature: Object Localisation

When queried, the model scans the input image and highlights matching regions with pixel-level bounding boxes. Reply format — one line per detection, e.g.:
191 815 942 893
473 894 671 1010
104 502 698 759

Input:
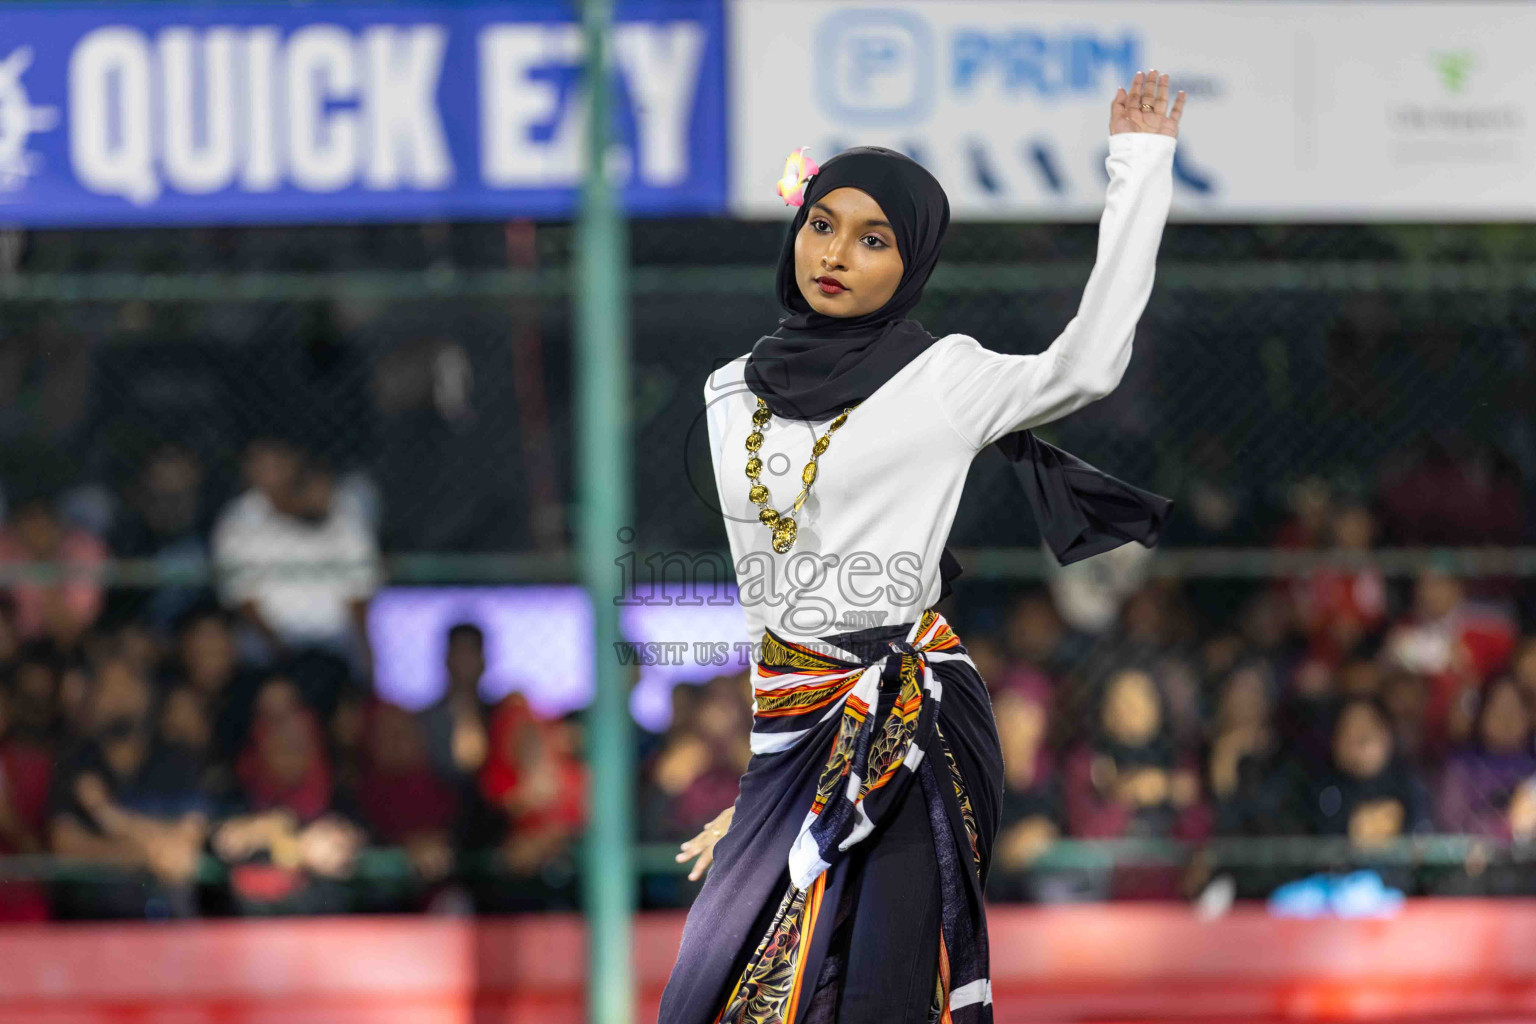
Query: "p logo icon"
816 9 934 124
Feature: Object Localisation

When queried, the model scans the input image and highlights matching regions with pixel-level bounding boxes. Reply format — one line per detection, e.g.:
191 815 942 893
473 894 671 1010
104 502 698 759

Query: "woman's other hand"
676 805 733 881
1110 69 1185 139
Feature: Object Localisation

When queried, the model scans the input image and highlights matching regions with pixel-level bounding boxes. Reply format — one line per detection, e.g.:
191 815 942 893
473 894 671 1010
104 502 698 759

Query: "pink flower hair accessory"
776 146 820 207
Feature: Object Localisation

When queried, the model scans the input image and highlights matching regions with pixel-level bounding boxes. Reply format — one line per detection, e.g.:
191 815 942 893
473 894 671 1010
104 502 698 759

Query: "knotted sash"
722 608 994 1022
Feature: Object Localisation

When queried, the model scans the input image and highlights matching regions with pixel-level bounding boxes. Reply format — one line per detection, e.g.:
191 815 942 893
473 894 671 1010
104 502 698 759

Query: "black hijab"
742 145 1173 602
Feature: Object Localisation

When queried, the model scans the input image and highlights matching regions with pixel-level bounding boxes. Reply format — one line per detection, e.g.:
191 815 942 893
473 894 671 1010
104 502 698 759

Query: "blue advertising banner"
0 0 727 226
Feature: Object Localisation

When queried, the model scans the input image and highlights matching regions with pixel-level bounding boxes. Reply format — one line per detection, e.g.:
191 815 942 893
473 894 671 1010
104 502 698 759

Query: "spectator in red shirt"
480 693 586 874
1289 500 1388 669
212 675 366 913
1273 476 1334 552
357 699 459 883
1382 565 1517 757
0 679 51 919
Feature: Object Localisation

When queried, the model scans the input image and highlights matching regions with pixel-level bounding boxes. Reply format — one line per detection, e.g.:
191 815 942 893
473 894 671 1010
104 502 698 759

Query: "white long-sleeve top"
705 131 1177 651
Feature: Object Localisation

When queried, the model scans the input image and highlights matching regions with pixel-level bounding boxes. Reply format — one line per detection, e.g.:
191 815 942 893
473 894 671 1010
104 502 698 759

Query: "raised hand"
1110 69 1185 138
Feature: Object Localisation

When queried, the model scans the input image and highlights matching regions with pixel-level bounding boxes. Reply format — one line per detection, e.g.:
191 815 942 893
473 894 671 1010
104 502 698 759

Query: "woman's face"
1334 702 1392 779
160 687 210 752
1217 666 1269 731
1414 568 1462 619
254 677 303 722
1004 595 1061 663
995 690 1046 779
695 694 740 747
261 717 316 784
794 187 904 317
180 617 235 691
1331 504 1375 550
1479 679 1530 754
13 502 61 558
1102 669 1160 746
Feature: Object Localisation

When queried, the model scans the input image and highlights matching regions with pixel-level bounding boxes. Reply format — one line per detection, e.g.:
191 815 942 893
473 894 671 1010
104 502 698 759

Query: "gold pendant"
745 399 858 557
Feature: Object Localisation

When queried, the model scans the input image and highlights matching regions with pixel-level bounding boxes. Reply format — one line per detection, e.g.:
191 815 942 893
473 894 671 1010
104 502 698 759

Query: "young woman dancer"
660 71 1186 1024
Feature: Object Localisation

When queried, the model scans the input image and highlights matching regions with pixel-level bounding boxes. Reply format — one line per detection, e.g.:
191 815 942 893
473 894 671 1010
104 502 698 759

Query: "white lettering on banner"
241 28 281 192
160 28 238 194
479 22 703 188
613 23 705 186
67 23 454 204
64 18 707 205
286 25 358 192
479 25 581 187
70 27 158 203
361 25 452 190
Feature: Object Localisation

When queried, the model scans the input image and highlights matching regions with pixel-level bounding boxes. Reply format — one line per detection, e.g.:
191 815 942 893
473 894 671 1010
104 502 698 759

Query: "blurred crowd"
1 433 1535 920
640 477 1536 907
0 434 588 920
959 477 1536 904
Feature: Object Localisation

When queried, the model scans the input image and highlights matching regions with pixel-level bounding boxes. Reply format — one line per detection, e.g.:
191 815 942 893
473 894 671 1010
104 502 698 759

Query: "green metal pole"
576 0 635 1021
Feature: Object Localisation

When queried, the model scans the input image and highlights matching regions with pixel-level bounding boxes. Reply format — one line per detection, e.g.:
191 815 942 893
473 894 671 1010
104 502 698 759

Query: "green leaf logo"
1432 50 1474 94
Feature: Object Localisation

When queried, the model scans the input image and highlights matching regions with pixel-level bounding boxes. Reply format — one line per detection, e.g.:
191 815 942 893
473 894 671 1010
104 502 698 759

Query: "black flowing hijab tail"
743 144 1173 602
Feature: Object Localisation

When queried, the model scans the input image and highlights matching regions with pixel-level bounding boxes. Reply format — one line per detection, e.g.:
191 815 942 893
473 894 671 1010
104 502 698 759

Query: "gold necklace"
745 397 859 553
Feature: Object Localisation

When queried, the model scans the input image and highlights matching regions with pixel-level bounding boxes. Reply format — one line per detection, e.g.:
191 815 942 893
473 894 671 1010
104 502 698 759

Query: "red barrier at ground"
1 901 1534 1022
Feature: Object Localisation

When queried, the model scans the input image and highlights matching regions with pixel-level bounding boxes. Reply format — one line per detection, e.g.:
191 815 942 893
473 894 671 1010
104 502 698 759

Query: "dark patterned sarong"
658 608 1004 1024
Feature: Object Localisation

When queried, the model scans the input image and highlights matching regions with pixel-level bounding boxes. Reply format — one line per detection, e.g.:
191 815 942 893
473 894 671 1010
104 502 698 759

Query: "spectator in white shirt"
212 441 380 681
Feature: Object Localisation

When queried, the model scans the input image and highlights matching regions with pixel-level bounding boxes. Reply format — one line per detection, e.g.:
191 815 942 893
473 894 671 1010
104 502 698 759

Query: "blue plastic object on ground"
1266 870 1405 918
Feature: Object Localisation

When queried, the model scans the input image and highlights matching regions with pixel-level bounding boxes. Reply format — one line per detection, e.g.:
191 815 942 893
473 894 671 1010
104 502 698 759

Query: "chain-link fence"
1 220 1534 918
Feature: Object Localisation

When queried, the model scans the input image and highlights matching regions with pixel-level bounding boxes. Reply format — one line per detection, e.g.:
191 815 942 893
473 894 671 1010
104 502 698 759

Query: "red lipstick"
815 275 846 295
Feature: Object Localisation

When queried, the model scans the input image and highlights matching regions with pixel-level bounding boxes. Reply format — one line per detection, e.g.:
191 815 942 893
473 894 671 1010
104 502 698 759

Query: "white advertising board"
729 1 1533 221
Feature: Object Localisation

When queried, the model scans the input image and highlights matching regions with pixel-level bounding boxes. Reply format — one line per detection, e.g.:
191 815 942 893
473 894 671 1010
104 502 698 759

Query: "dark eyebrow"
808 201 892 231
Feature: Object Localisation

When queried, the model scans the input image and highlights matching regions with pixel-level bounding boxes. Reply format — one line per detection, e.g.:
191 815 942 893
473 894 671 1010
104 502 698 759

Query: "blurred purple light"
367 583 749 732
